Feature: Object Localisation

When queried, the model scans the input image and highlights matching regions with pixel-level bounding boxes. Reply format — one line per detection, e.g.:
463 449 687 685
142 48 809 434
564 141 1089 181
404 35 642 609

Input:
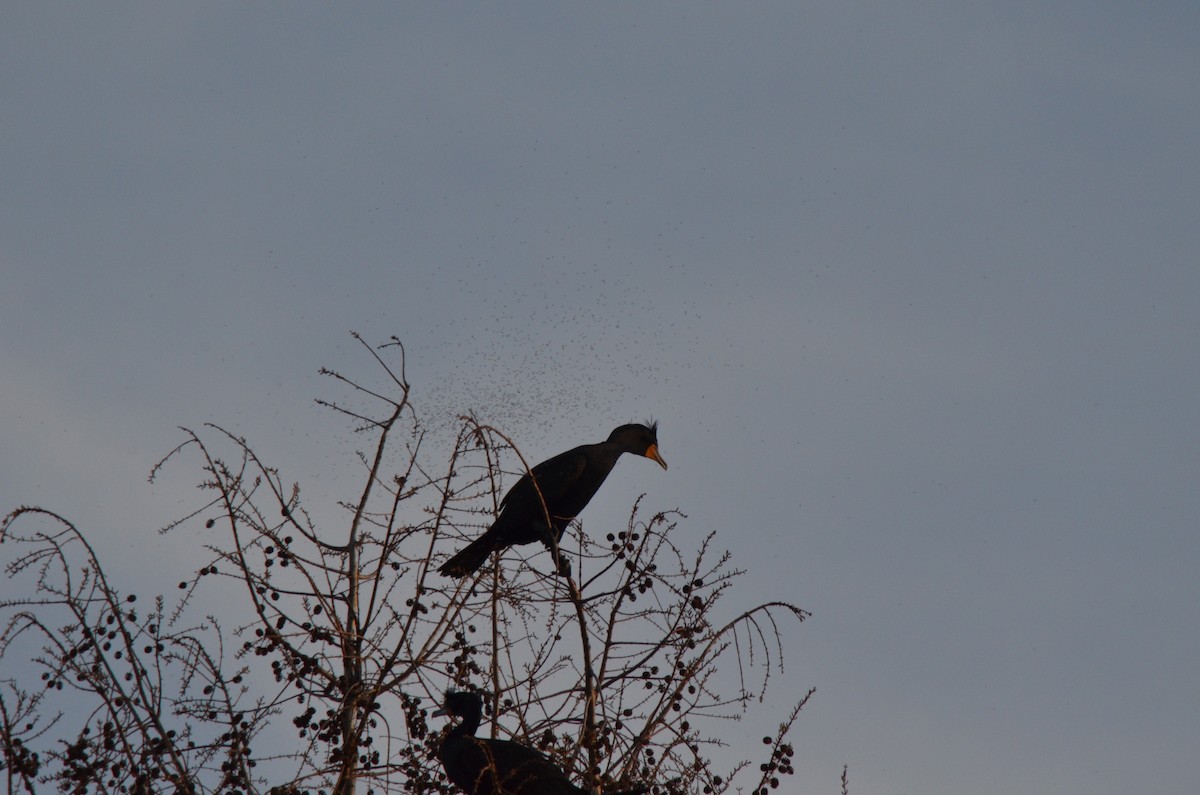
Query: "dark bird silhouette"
438 423 667 577
435 690 648 795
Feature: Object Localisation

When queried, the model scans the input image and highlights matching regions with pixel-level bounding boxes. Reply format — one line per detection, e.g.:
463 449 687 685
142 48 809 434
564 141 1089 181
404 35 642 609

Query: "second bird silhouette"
435 689 649 795
438 423 667 577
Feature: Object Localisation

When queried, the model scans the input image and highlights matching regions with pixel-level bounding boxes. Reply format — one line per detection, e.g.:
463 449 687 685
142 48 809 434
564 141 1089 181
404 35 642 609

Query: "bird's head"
433 689 484 719
609 422 668 470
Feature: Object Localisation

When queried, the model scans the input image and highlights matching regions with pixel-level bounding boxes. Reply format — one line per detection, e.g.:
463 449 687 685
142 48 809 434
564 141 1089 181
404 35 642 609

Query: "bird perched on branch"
435 689 648 795
438 423 667 578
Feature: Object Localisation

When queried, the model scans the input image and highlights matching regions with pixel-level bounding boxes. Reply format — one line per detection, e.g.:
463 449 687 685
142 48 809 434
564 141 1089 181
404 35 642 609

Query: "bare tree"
2 335 814 795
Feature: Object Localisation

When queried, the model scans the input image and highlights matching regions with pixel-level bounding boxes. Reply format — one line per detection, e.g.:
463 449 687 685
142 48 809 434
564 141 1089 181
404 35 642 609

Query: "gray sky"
3 3 1198 793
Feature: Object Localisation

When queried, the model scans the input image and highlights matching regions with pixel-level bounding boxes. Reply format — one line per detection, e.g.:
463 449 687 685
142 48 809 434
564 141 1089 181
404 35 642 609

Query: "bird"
434 689 648 795
438 423 667 577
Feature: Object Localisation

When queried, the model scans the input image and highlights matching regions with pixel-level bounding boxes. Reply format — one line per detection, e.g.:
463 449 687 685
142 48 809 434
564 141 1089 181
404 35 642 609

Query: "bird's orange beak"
645 443 668 470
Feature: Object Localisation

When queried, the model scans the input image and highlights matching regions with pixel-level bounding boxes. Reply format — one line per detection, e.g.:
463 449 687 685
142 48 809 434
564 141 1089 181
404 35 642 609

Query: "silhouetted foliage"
2 335 815 795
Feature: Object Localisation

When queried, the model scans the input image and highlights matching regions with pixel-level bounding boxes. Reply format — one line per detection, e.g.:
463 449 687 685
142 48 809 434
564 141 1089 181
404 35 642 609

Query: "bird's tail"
437 535 495 577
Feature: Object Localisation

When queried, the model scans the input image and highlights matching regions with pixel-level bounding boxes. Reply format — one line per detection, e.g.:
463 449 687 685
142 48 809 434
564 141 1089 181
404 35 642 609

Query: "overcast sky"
3 4 1199 794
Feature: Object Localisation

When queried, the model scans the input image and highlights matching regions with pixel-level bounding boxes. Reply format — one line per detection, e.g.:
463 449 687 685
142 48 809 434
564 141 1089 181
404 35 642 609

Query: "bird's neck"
595 442 629 464
449 705 482 741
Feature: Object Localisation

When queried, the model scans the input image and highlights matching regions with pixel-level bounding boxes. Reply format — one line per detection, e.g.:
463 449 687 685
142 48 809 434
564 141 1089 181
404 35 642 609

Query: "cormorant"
438 423 667 577
435 690 647 795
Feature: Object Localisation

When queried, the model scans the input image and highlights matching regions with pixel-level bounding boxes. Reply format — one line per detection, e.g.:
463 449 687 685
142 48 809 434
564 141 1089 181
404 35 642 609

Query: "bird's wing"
499 446 589 519
450 737 580 794
484 738 581 794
